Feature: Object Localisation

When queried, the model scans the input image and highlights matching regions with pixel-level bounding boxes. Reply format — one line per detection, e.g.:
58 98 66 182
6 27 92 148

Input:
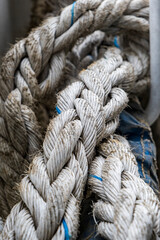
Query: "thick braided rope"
0 48 134 239
30 0 74 27
0 0 149 226
0 38 151 237
0 93 42 216
56 30 105 96
0 37 149 223
89 135 160 239
30 0 149 28
67 31 105 74
0 0 150 153
1 0 149 100
0 17 149 221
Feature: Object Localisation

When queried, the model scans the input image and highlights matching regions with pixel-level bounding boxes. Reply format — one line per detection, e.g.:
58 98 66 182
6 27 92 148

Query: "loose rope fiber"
0 46 156 239
89 135 160 239
0 0 157 239
30 0 74 27
0 0 150 219
1 49 129 239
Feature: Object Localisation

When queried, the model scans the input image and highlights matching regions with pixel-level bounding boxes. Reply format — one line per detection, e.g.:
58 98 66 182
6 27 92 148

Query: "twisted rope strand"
0 0 153 237
1 49 131 239
1 32 153 237
89 135 160 239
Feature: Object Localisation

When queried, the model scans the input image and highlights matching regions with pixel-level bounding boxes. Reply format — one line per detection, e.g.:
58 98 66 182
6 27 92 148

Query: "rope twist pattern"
0 0 158 239
89 135 160 239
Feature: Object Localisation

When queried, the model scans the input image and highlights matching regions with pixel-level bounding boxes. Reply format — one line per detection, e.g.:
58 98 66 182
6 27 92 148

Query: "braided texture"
89 135 160 239
0 48 135 239
0 0 154 238
0 35 153 237
0 0 149 218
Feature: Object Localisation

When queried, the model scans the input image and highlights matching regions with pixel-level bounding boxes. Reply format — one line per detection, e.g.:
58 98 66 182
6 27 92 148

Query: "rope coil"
0 0 158 239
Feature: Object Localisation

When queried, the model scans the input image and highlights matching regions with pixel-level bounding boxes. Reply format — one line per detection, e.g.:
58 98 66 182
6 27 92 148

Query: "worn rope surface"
89 135 160 239
0 0 149 219
0 0 156 239
0 43 154 238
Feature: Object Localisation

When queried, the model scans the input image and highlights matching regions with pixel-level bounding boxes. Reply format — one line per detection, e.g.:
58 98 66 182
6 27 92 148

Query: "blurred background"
0 0 32 58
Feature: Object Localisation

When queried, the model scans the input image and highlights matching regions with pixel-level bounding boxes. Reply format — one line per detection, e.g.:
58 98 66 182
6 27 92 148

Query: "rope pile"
0 0 159 239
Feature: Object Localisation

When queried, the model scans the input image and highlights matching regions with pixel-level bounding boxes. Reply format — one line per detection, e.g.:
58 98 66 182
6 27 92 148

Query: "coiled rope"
1 48 129 239
0 0 149 218
1 45 157 239
0 0 159 239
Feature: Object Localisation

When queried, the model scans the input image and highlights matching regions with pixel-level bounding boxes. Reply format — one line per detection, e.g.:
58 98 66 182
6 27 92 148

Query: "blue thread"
90 174 103 182
88 54 93 60
114 36 120 49
71 2 76 26
56 106 61 114
63 219 70 240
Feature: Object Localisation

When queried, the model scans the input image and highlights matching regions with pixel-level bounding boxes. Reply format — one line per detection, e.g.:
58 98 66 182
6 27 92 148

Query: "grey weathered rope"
0 0 149 220
68 30 105 73
0 29 105 218
62 30 105 90
89 135 160 239
0 1 152 238
0 48 133 239
1 0 149 99
0 32 152 238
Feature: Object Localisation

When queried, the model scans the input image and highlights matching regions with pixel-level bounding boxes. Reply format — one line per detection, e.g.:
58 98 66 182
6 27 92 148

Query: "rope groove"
0 44 154 238
89 135 160 239
0 0 157 239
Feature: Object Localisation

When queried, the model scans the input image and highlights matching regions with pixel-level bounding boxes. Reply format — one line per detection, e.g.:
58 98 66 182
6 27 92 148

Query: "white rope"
0 0 157 239
0 42 154 238
89 135 160 239
0 48 134 239
0 9 149 218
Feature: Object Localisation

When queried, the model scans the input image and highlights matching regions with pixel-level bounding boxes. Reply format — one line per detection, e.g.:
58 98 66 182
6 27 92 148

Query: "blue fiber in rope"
88 54 93 60
56 106 61 114
90 174 103 182
71 2 76 26
114 36 120 49
63 219 70 240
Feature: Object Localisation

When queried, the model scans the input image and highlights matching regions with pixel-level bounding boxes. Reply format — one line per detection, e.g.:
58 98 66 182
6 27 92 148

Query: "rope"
0 47 138 239
0 44 154 238
1 0 149 99
0 0 156 239
0 0 149 219
89 135 160 239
